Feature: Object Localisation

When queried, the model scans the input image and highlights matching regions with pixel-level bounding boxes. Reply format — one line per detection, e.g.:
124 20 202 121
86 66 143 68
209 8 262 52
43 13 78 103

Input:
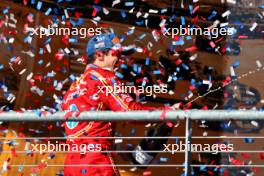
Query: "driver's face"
103 49 119 67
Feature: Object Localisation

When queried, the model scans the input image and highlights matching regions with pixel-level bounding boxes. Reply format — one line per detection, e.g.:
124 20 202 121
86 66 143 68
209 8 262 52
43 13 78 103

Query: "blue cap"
86 33 120 57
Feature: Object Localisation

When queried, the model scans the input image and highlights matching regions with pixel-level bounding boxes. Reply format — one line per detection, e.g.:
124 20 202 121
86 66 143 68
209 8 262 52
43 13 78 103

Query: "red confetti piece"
143 171 152 176
175 59 183 65
238 35 248 39
0 20 5 28
160 110 166 120
229 157 244 166
185 46 197 52
11 148 17 157
92 8 98 17
201 106 208 110
23 0 27 5
259 153 264 160
55 51 64 60
166 121 173 128
192 6 200 14
240 153 250 159
209 41 216 48
184 102 192 110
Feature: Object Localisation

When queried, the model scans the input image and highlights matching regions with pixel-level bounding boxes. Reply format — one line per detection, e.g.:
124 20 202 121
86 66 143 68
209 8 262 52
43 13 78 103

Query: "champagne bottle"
131 122 173 168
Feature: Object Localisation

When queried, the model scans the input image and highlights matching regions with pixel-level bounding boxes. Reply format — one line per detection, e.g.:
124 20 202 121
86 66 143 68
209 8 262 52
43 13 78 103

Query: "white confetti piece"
227 0 236 4
8 38 14 43
149 9 158 14
64 48 71 54
250 22 258 31
222 10 231 18
114 139 123 144
26 72 33 80
46 44 51 53
189 54 197 61
230 66 236 77
102 8 109 15
64 9 69 19
19 69 26 75
256 60 262 68
112 0 120 7
251 121 258 127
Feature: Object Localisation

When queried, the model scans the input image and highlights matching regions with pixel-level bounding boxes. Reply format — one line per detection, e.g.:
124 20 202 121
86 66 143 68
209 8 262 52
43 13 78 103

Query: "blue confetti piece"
160 157 169 162
161 8 167 14
44 37 52 45
38 60 43 65
69 104 79 111
181 16 185 26
205 76 211 83
93 5 102 12
186 36 192 40
125 2 134 6
24 36 31 43
141 78 147 87
115 72 124 79
0 64 4 70
36 1 43 10
45 8 52 15
175 137 179 144
153 70 161 75
120 35 126 42
120 64 127 69
133 64 138 73
70 19 76 27
53 7 59 15
111 78 117 86
3 7 10 14
233 60 240 68
10 56 16 62
127 29 134 35
173 38 184 45
121 10 126 18
53 80 58 87
69 74 76 81
39 48 44 55
208 11 217 20
244 138 254 143
76 18 84 26
138 33 146 40
130 128 136 136
145 57 150 65
191 79 196 85
169 15 176 22
8 45 13 51
200 165 206 171
135 20 144 26
69 38 78 43
189 5 193 14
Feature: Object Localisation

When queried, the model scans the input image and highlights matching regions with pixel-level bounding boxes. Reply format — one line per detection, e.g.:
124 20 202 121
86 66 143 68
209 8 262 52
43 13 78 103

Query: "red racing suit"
61 63 169 176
